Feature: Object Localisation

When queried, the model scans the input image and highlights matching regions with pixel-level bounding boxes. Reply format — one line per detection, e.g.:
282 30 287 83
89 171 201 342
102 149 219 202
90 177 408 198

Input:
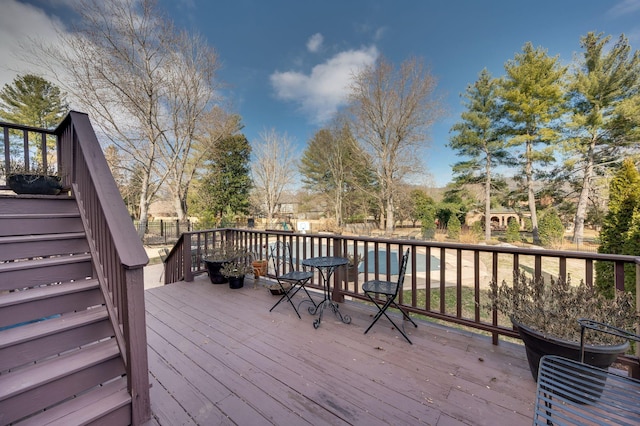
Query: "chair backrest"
158 248 169 263
394 248 410 296
268 241 294 278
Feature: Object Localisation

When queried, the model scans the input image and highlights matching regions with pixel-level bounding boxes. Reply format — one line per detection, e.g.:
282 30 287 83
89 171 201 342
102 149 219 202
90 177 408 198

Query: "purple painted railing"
56 112 150 423
1 113 151 424
1 121 57 188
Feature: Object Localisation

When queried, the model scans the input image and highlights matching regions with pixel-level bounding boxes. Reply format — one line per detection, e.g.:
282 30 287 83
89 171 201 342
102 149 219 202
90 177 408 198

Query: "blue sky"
2 0 640 187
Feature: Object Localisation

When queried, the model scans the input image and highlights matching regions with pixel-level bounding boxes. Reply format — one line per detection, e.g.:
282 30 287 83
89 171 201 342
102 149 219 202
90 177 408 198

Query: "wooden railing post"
123 267 151 425
331 236 345 302
184 233 193 282
636 261 640 356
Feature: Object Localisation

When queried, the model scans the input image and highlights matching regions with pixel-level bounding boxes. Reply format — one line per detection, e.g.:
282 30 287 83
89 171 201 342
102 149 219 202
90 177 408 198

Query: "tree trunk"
378 198 385 230
334 181 343 227
573 139 595 245
137 192 149 240
525 142 540 244
172 191 186 222
485 157 492 242
386 194 395 234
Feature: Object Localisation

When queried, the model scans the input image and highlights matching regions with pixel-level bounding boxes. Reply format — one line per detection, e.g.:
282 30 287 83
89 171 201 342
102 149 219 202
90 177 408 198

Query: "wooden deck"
143 275 537 425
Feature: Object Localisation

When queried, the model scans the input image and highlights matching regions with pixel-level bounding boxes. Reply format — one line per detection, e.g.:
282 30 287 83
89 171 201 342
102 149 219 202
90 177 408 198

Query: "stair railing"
1 120 57 189
56 111 151 425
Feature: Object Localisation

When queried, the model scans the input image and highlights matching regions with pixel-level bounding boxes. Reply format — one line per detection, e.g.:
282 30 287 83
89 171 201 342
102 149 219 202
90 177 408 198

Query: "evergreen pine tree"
596 159 640 297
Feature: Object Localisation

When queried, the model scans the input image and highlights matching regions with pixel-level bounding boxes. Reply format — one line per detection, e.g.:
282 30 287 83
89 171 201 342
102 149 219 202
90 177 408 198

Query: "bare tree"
300 116 366 227
158 33 226 222
27 0 224 236
348 56 442 233
251 128 297 226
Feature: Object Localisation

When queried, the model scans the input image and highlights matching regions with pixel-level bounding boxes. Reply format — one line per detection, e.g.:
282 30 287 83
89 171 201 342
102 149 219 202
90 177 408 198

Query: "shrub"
471 221 484 239
485 271 638 345
447 214 461 239
505 219 520 243
538 208 565 248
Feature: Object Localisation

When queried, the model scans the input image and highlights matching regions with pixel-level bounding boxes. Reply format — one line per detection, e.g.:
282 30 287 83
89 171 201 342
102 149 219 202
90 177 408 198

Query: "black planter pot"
227 276 245 289
204 259 229 284
8 174 63 195
513 319 629 381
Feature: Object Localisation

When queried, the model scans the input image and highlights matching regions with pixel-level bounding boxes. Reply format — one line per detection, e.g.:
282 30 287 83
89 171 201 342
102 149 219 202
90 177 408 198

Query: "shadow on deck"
143 275 536 425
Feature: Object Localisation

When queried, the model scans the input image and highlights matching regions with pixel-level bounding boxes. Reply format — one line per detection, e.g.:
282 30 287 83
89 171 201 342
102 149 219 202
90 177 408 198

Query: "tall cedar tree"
500 42 567 244
538 208 565 248
596 158 640 297
449 69 510 241
565 32 640 244
410 189 436 239
192 134 252 220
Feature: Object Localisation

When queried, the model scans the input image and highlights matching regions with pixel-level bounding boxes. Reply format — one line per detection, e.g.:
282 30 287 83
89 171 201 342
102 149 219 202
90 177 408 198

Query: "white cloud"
306 33 323 53
607 0 640 18
0 1 67 89
270 45 379 123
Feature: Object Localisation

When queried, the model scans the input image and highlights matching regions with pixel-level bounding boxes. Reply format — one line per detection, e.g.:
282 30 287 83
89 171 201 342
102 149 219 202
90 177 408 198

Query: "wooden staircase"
0 194 131 425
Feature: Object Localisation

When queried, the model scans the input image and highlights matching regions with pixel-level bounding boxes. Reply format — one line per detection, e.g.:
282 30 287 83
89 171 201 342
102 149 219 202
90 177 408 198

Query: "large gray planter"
513 319 629 381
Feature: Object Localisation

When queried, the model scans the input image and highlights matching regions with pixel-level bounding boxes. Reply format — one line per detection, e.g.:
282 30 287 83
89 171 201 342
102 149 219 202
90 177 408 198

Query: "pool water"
358 250 440 274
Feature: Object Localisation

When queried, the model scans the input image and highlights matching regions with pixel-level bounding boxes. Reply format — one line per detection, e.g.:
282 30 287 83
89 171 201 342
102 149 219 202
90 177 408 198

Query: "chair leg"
270 281 302 318
269 279 314 319
364 294 414 344
390 301 418 328
364 294 392 334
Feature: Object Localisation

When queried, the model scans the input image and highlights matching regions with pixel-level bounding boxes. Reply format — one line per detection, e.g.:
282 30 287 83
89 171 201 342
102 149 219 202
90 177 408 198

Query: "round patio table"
301 256 351 329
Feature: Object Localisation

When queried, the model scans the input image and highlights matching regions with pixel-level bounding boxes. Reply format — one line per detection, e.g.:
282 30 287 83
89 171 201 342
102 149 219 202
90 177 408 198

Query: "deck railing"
57 112 150 423
165 228 640 350
2 113 151 424
1 120 58 188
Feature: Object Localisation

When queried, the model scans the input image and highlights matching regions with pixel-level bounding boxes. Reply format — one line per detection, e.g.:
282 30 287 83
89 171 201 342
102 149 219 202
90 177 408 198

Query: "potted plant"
346 253 362 281
220 260 253 289
3 161 64 195
203 241 245 284
267 282 292 296
485 271 638 380
251 251 268 278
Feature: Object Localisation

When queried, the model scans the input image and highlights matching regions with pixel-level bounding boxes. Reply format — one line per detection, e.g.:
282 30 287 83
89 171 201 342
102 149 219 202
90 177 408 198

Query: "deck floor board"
144 276 536 425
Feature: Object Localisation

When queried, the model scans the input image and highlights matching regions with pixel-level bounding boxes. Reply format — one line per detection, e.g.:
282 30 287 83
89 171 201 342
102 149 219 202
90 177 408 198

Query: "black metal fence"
134 219 195 244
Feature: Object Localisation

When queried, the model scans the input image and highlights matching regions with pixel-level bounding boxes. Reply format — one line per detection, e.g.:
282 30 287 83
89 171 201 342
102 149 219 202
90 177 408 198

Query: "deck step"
0 339 125 424
0 279 102 329
0 253 93 291
0 194 77 215
14 377 131 426
0 212 83 237
0 306 111 372
0 232 89 261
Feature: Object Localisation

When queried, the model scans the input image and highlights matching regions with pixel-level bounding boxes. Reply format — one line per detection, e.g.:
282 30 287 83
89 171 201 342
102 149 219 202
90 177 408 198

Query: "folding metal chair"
533 320 640 424
268 241 316 318
158 248 169 282
362 248 417 344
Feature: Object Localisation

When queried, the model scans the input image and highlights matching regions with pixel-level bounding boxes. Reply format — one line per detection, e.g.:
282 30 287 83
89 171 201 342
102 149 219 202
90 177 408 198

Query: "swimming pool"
358 249 440 274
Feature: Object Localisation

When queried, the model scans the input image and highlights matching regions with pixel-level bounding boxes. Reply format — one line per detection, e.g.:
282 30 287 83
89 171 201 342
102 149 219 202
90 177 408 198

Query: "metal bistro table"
302 256 351 329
